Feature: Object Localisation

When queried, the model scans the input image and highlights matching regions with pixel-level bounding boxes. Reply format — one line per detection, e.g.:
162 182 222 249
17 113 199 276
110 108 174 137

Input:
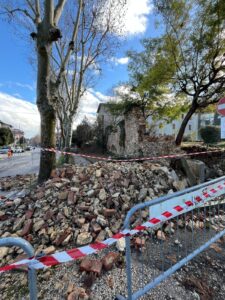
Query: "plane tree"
0 0 126 181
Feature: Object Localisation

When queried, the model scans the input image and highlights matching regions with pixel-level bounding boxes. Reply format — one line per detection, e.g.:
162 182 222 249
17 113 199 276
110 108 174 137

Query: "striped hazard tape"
42 147 225 162
0 180 225 273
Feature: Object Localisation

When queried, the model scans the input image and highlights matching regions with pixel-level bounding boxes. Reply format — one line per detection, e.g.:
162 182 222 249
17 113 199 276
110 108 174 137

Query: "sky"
0 0 161 138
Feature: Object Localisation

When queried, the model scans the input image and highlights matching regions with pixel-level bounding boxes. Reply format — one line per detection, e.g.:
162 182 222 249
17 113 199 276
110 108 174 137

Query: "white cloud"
14 82 35 91
0 89 112 137
123 0 153 35
110 57 129 65
0 92 40 138
0 81 35 91
73 89 110 127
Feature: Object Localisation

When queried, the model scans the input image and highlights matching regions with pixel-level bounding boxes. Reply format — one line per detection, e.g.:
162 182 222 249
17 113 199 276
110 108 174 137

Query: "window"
172 124 176 130
189 124 192 131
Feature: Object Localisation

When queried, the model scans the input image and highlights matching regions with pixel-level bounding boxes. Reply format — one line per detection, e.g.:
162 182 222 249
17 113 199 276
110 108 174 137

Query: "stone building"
0 120 13 130
97 103 219 157
97 104 176 157
11 128 25 144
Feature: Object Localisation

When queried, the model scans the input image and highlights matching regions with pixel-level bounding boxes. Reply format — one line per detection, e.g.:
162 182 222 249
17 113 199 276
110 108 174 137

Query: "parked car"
0 146 10 154
13 147 23 153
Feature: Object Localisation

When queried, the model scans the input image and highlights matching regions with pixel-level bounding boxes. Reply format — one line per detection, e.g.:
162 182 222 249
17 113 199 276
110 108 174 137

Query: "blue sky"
0 0 161 137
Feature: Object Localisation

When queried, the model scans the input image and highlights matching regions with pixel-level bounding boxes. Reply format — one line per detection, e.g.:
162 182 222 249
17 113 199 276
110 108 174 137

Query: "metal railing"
116 175 225 300
0 237 37 300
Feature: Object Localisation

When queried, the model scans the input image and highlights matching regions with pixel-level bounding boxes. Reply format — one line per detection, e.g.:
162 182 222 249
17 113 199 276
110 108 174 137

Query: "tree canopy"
0 128 14 146
122 0 225 144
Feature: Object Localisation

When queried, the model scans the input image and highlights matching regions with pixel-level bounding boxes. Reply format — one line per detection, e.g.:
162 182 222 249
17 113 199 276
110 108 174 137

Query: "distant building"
11 128 25 144
147 112 218 141
0 120 13 129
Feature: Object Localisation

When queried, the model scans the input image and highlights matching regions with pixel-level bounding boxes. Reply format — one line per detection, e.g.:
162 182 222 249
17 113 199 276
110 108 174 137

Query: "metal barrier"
116 175 225 300
0 237 37 300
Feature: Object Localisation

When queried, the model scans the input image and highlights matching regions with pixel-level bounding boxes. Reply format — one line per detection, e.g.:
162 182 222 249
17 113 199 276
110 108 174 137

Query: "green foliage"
129 0 225 144
106 99 140 116
200 126 220 144
72 118 94 147
0 127 14 146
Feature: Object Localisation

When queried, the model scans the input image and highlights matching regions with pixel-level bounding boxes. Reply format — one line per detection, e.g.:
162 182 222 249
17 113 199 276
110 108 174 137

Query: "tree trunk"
175 104 197 146
64 119 73 149
60 115 73 149
36 27 56 183
38 110 56 182
60 116 73 163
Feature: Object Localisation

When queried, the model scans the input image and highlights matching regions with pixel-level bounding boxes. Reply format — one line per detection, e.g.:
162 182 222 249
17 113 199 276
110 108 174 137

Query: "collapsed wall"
107 106 178 157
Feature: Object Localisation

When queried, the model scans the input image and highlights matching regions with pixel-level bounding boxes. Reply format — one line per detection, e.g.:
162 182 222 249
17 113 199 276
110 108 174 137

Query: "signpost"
217 97 225 116
217 97 225 139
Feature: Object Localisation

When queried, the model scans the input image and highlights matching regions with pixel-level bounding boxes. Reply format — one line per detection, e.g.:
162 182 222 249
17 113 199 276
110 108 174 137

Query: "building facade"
0 120 13 130
11 128 25 144
97 104 218 143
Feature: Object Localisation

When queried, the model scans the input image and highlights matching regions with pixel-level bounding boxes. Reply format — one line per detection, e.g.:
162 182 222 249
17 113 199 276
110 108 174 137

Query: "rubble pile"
0 174 36 192
0 161 186 265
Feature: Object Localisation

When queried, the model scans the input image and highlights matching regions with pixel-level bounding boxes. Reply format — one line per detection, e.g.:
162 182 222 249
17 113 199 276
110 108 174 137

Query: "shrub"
72 118 94 147
199 126 220 144
0 127 14 146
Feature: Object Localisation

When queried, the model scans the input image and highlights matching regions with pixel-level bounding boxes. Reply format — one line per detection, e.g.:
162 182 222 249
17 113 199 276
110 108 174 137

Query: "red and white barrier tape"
42 147 225 162
1 179 225 273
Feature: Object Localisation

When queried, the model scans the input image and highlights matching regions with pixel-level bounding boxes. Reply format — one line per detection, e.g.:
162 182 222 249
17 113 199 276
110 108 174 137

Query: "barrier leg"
0 237 37 300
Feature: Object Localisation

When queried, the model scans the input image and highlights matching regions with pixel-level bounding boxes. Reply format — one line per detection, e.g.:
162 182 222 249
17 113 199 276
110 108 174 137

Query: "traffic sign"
217 97 225 116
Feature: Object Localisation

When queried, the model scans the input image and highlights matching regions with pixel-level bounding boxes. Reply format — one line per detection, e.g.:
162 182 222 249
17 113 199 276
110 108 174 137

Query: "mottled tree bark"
175 104 197 146
36 7 57 183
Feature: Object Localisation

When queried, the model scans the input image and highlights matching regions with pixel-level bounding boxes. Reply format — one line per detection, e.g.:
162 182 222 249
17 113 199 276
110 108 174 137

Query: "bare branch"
54 0 67 25
2 7 36 23
25 0 36 15
56 0 82 84
44 0 54 25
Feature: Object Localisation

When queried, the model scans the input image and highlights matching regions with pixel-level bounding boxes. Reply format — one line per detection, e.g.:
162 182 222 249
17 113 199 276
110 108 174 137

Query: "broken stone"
58 191 68 200
33 220 45 232
96 215 108 227
99 189 106 201
210 243 222 253
95 230 106 242
134 237 145 248
103 208 116 217
80 258 92 272
102 252 119 271
13 216 25 231
157 230 166 241
95 169 102 177
67 287 89 300
91 222 102 233
43 246 56 255
138 188 148 201
67 191 75 204
0 247 9 259
116 238 126 252
90 260 102 276
21 219 33 236
76 232 92 246
54 231 71 246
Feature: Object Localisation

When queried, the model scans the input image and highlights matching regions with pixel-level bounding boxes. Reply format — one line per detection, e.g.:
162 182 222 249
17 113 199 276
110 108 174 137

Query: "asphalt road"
0 149 40 177
0 149 91 178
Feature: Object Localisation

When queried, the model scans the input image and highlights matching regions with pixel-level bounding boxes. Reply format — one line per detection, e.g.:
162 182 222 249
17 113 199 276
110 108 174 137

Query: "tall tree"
1 0 125 182
153 0 225 145
0 127 14 146
1 0 77 182
55 0 124 149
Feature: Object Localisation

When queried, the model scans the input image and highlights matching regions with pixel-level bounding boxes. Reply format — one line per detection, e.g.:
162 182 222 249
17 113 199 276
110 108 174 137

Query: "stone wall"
106 106 178 157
